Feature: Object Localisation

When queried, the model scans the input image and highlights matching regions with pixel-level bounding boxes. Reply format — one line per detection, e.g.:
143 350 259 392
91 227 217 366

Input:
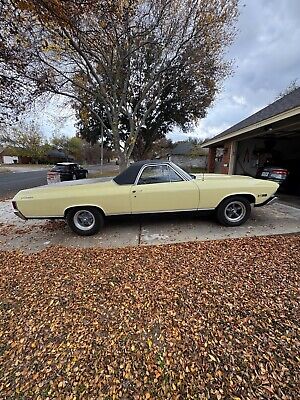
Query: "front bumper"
254 196 278 208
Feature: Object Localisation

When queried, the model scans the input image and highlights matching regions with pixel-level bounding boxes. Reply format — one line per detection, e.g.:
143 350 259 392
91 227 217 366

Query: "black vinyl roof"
113 160 169 185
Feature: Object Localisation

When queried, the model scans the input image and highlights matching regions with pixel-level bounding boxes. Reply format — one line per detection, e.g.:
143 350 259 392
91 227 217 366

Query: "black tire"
72 173 77 180
216 196 251 227
66 207 104 236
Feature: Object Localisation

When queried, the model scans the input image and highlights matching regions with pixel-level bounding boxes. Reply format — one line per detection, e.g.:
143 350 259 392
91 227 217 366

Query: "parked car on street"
13 160 279 235
47 162 88 184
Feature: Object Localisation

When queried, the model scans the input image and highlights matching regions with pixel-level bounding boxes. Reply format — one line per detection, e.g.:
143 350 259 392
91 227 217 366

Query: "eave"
202 105 300 148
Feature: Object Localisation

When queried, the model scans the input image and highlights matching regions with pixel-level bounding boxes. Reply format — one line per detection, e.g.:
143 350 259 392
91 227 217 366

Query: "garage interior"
233 113 300 196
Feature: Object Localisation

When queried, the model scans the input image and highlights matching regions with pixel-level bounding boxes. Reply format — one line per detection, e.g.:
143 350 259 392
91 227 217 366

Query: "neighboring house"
170 141 209 169
202 88 300 181
0 147 19 164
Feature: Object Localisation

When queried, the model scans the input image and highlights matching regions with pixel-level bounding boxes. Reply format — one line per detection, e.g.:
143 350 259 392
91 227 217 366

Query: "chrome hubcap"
73 210 95 231
224 201 246 223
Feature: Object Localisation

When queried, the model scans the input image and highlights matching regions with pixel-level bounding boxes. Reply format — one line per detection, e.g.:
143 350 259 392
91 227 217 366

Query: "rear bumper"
13 210 27 220
254 196 278 208
12 201 27 220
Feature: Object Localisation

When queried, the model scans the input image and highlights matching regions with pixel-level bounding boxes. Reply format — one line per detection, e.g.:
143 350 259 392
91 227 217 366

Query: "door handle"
132 189 143 194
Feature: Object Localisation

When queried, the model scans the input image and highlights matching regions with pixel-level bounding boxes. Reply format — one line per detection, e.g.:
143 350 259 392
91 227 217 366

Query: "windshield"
169 162 192 181
51 165 68 172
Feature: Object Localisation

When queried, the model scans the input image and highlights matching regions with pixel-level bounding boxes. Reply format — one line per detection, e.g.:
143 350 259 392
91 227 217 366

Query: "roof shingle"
208 87 300 142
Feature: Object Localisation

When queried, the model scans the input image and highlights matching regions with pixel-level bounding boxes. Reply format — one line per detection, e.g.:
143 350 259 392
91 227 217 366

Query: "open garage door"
235 130 300 196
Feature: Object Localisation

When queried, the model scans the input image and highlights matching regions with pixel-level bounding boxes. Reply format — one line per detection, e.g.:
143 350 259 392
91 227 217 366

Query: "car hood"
194 173 279 192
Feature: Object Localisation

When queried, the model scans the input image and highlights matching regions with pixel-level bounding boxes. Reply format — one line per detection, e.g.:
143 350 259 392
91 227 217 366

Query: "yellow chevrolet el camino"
12 161 279 236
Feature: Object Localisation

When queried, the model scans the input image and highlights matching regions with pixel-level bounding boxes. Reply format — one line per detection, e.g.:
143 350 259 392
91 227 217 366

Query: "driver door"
131 164 199 213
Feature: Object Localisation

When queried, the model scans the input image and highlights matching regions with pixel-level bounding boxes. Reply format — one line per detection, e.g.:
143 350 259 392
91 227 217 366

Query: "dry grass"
0 167 11 174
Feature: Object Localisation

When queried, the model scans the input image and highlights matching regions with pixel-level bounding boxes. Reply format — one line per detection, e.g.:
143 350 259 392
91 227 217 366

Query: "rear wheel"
66 207 104 236
216 196 251 226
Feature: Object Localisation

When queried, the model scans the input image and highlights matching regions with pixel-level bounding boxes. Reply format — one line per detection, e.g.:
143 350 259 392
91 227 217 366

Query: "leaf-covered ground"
0 235 299 399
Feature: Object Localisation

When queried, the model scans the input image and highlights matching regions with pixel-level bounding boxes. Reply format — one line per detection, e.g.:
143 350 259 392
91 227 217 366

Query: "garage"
203 87 300 199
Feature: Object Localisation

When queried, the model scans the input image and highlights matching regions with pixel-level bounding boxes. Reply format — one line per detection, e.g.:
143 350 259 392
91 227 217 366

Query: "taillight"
270 169 288 179
272 169 288 175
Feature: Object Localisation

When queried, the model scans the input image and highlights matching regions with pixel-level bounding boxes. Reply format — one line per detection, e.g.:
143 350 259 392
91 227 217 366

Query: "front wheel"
66 207 104 236
216 196 251 226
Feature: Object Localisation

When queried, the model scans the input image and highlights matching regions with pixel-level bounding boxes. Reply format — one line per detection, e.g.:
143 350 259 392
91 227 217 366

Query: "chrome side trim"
16 208 216 219
106 208 215 216
21 215 63 219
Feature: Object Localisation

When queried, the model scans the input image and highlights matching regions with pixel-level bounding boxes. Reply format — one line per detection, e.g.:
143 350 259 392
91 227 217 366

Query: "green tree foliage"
50 134 88 162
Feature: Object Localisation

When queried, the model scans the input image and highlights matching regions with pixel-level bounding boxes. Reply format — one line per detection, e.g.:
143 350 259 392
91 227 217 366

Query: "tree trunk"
118 152 128 172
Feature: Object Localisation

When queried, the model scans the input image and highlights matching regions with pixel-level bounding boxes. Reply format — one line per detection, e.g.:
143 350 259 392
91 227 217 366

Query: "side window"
137 165 183 185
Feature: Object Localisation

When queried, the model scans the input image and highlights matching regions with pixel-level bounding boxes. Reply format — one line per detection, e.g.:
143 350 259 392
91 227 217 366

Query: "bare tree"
1 0 238 170
276 79 299 100
0 121 46 162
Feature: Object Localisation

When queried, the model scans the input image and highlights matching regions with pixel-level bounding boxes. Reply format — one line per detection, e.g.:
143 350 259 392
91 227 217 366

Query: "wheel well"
64 205 106 218
219 194 256 207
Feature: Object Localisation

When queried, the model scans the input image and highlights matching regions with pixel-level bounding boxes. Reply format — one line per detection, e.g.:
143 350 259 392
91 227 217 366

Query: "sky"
169 0 300 142
40 0 300 142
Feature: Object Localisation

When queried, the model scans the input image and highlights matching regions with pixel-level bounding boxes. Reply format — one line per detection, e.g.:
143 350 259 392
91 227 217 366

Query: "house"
170 141 209 169
202 88 300 184
0 147 19 164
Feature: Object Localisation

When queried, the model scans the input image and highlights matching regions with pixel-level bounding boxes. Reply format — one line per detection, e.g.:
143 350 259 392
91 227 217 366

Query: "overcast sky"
169 0 300 142
41 0 300 142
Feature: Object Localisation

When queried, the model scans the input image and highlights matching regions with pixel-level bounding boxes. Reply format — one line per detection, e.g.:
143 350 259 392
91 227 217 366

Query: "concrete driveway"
1 200 300 252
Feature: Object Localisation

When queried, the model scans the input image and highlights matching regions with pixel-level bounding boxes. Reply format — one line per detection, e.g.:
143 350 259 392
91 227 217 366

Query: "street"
0 170 47 197
0 163 119 198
